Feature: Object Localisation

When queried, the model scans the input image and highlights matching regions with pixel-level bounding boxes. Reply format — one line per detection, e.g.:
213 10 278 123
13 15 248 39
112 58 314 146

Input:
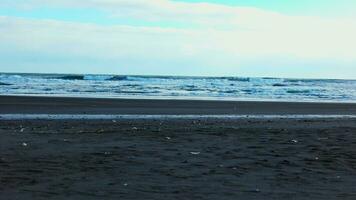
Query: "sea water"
0 73 355 102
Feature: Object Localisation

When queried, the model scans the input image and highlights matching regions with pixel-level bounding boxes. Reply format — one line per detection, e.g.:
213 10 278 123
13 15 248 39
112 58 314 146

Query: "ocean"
1 73 355 102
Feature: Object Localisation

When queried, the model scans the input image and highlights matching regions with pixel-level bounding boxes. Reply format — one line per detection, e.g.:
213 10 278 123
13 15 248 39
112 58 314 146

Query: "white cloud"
0 0 356 78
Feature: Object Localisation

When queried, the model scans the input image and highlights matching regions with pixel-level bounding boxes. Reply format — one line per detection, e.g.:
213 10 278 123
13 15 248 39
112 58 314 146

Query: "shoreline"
1 114 356 120
2 95 356 199
1 95 356 115
2 94 356 104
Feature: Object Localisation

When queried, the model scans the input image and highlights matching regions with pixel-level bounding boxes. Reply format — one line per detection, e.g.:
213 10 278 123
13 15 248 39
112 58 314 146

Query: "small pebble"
96 129 105 134
291 139 298 143
166 137 171 140
190 152 200 155
22 142 28 147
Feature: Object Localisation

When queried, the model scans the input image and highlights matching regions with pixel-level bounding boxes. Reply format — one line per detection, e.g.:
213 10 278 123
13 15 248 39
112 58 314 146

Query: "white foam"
1 73 356 103
0 114 356 120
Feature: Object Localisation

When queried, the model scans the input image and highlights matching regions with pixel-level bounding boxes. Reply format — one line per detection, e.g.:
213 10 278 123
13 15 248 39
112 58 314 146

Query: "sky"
0 0 355 79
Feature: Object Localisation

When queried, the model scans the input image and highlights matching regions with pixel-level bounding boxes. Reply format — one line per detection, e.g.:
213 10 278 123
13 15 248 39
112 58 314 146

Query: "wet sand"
1 95 356 115
1 118 356 199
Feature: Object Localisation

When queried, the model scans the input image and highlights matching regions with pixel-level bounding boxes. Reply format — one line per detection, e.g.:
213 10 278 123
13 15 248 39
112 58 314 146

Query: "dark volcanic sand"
1 95 356 115
1 118 356 199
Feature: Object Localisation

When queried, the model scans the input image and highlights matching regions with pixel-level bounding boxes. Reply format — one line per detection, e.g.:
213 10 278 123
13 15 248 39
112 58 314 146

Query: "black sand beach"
1 95 356 115
1 96 356 199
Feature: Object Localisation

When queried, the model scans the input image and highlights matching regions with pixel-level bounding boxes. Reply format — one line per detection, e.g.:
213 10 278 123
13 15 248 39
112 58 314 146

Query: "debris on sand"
190 152 200 155
96 129 105 134
22 142 28 147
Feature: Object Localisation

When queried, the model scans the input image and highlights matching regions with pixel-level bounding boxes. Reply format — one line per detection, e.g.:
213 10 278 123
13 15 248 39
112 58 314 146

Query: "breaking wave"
0 73 356 102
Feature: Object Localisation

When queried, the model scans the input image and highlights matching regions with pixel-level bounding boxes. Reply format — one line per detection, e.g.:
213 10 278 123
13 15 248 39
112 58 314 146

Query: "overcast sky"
0 0 355 79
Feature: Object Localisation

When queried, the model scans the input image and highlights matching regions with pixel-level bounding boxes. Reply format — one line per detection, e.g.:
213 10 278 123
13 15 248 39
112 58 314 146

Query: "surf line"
1 114 356 120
